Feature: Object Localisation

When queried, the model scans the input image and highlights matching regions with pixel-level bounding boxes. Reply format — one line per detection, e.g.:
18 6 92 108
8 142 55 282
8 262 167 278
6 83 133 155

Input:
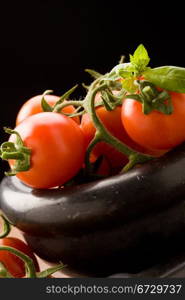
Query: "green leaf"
144 66 185 93
130 44 150 73
122 78 138 93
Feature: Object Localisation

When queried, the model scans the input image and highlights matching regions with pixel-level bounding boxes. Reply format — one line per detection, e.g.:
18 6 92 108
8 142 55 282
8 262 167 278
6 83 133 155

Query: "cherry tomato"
121 92 185 150
0 237 39 277
16 94 80 125
9 112 85 189
80 92 146 171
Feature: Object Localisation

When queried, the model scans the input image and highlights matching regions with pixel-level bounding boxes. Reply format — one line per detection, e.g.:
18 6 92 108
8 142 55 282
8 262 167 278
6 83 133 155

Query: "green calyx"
127 80 173 115
0 127 31 176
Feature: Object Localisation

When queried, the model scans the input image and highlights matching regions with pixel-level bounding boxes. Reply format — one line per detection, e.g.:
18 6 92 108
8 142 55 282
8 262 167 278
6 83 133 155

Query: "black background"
0 0 184 179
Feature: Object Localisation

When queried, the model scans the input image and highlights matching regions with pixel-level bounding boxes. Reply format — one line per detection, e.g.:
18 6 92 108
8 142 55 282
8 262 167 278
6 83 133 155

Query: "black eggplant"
1 143 185 276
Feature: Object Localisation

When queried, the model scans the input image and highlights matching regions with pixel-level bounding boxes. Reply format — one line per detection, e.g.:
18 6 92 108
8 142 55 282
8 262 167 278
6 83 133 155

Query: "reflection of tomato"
121 92 185 150
9 112 85 189
0 237 39 277
16 94 79 125
80 92 146 171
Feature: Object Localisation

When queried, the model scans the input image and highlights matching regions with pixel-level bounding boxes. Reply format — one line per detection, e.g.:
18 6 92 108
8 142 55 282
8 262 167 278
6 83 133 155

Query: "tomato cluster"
3 84 185 189
1 44 185 189
1 44 185 277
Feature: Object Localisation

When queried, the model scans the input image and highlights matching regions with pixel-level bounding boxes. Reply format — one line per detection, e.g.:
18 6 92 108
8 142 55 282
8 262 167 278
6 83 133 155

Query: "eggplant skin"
1 143 185 276
1 143 185 234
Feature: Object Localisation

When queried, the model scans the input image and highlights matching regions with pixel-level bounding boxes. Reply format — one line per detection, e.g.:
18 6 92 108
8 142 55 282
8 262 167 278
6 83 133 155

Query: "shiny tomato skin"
9 112 85 189
16 94 79 125
121 92 185 150
0 237 39 277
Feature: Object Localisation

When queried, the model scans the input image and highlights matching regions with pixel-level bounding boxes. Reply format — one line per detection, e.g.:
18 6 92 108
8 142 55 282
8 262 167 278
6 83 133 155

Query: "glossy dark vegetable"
1 143 185 276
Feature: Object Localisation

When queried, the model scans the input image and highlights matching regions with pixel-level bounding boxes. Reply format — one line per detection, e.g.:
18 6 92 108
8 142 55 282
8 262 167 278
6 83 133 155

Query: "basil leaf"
144 66 185 93
129 44 150 73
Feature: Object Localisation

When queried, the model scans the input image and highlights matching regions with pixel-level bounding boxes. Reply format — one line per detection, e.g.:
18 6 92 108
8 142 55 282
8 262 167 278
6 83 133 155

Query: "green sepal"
53 85 78 111
41 90 53 112
0 128 31 176
125 81 173 115
100 90 115 111
82 82 90 91
85 69 103 79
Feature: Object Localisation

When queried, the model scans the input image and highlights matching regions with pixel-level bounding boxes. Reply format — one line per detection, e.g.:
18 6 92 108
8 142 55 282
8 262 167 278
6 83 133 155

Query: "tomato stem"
84 131 102 173
0 246 37 278
83 78 153 172
0 215 11 239
53 100 84 113
37 263 66 278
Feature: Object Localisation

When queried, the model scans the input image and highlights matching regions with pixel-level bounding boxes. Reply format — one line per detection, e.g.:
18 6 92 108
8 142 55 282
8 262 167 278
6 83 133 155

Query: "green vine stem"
49 77 154 172
0 245 66 278
83 79 153 172
0 215 11 238
53 100 84 113
37 263 66 278
0 246 37 278
0 261 14 278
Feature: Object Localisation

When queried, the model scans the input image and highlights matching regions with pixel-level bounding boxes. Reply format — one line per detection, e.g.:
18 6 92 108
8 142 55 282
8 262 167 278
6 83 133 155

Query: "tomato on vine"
0 237 39 277
1 112 86 189
16 94 80 125
81 92 131 171
80 92 161 171
121 91 185 151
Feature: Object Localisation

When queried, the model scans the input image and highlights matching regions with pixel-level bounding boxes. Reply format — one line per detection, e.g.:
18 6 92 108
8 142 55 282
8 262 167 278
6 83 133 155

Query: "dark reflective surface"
2 144 185 276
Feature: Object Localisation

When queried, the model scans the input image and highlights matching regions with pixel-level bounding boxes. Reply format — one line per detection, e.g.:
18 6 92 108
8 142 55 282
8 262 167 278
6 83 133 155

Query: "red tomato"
16 94 80 125
121 92 185 150
80 92 148 171
9 112 85 189
0 237 39 277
